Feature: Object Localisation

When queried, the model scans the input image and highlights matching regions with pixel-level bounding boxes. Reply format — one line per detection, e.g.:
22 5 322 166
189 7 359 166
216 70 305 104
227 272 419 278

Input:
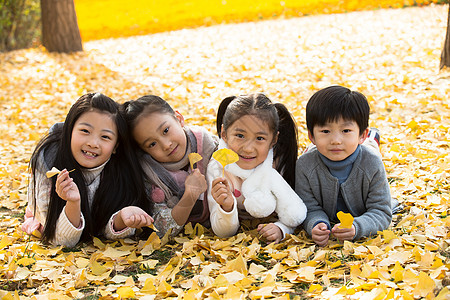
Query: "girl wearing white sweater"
22 93 153 247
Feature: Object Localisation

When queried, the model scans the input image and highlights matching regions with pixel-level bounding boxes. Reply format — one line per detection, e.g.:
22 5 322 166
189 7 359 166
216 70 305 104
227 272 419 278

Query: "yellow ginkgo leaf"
337 211 354 229
90 260 108 276
16 257 35 267
148 223 159 232
117 286 135 298
46 167 75 178
308 284 323 293
31 229 42 238
188 153 203 170
413 272 435 298
45 167 60 178
212 149 239 175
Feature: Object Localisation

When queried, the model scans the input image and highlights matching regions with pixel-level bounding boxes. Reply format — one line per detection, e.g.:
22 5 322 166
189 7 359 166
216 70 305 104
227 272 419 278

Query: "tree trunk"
440 4 450 70
40 0 82 52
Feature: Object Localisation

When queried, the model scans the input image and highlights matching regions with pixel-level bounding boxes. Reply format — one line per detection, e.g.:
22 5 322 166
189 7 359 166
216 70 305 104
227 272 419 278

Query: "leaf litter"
0 4 449 299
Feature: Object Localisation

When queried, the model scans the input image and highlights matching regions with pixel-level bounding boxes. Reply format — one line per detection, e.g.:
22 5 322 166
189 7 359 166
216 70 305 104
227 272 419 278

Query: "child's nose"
162 138 172 150
242 141 254 152
87 137 100 148
330 133 342 144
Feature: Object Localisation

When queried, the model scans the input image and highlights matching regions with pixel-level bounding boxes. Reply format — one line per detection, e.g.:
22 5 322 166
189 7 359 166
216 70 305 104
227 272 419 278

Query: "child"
295 85 393 247
207 93 307 243
22 93 153 248
122 95 218 237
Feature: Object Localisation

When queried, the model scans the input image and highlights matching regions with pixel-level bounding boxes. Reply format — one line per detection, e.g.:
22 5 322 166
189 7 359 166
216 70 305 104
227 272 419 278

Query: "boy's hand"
211 177 234 212
116 206 154 230
257 223 283 243
312 222 330 247
55 169 80 203
184 169 207 200
331 224 356 242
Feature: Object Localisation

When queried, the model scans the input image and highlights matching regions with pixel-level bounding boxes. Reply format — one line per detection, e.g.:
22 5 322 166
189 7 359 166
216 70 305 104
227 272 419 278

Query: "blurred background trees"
0 0 40 52
440 3 450 69
0 0 448 60
40 0 82 52
1 0 82 52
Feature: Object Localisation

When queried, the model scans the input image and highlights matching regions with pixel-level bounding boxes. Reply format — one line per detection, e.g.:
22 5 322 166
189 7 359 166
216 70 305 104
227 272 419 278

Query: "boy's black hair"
30 93 151 244
306 85 370 136
216 93 298 188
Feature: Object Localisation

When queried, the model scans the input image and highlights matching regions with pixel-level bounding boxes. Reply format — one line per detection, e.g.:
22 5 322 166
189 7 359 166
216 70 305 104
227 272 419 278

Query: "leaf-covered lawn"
0 4 449 299
74 0 442 41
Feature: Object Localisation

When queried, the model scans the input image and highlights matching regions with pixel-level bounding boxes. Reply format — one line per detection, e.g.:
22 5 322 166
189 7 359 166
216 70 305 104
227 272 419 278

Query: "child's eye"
163 127 169 134
148 142 156 148
321 130 330 134
102 135 112 140
343 129 351 133
236 134 244 139
256 136 265 141
80 129 89 134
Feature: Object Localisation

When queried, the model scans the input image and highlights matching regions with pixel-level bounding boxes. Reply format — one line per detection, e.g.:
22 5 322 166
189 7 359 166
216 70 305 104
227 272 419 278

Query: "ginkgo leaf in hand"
337 211 354 229
46 167 61 178
213 149 239 168
212 148 239 176
188 153 203 170
46 167 75 178
148 223 159 232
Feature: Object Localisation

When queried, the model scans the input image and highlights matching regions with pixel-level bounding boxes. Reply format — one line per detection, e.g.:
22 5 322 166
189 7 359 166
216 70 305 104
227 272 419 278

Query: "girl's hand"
257 223 283 243
312 223 330 247
211 177 234 212
55 169 80 203
184 169 207 200
115 206 154 231
331 224 356 242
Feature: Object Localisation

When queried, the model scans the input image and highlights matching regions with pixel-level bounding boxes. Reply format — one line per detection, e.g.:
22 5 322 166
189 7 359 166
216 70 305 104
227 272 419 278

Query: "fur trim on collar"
217 139 307 227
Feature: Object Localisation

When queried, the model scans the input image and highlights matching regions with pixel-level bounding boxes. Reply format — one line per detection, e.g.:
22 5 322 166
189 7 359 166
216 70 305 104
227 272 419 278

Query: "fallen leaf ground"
0 4 449 299
74 0 442 41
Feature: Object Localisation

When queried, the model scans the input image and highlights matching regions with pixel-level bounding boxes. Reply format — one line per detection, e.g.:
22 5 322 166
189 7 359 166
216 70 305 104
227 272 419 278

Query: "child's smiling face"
222 115 277 170
71 110 118 168
309 117 368 161
132 111 187 163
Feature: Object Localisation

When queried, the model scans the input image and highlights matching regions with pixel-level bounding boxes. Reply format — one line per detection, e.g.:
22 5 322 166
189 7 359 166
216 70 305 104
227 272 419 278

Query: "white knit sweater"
25 151 134 247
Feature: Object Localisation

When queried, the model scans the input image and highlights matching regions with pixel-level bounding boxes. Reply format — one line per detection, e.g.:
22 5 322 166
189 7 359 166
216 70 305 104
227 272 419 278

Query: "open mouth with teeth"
82 150 98 158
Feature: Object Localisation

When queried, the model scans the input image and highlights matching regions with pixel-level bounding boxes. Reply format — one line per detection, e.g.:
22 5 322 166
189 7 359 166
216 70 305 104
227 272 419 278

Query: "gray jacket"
295 145 392 240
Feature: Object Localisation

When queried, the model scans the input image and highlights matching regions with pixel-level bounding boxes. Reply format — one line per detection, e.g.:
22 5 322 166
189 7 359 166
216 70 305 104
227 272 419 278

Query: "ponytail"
216 96 236 137
274 103 298 189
